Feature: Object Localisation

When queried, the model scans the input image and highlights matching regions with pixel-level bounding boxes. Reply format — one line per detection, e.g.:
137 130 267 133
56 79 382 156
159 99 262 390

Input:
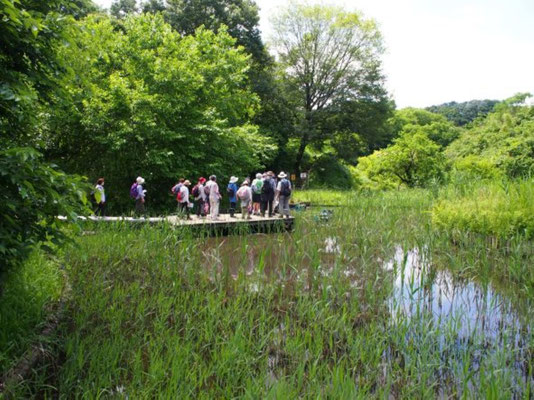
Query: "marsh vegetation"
3 187 534 398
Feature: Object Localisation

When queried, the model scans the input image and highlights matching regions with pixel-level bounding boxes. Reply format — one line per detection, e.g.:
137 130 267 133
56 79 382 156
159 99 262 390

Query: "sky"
93 0 534 108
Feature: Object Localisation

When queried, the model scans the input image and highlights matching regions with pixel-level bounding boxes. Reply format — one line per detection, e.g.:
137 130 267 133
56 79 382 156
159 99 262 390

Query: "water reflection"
387 246 527 340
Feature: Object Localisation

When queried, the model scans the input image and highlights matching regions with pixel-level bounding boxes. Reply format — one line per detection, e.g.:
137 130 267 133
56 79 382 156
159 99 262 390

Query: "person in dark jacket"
260 173 275 217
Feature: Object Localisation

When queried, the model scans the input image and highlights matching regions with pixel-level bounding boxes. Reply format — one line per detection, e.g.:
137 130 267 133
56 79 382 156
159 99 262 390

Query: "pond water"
200 233 533 387
200 235 531 327
387 246 528 340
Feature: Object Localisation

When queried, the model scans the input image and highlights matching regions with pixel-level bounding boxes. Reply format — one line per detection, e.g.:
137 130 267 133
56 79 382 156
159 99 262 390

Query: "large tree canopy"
46 13 275 212
270 3 386 176
391 108 461 148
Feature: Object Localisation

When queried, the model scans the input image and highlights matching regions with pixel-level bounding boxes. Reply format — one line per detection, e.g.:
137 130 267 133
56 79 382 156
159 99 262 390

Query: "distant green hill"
426 99 500 126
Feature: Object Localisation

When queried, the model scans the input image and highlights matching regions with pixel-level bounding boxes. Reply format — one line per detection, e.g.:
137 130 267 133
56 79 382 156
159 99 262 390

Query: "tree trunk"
294 110 313 187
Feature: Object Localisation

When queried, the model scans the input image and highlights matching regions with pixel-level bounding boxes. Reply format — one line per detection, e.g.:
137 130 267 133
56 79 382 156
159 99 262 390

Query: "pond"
200 232 534 390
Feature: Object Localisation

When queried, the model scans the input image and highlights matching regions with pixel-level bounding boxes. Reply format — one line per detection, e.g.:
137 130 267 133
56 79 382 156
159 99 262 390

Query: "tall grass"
432 178 534 239
0 251 63 373
3 187 534 398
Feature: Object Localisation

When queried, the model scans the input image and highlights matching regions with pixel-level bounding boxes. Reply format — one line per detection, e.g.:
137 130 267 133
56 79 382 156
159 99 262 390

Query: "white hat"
256 173 262 179
136 176 145 184
230 176 239 183
278 171 287 179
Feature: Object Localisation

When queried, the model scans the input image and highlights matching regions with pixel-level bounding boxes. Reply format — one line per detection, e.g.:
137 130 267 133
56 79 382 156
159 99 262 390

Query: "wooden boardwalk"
63 214 294 234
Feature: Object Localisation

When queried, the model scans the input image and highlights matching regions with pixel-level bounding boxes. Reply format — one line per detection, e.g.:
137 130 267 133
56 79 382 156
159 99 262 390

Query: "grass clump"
292 189 353 206
432 179 534 239
0 251 63 373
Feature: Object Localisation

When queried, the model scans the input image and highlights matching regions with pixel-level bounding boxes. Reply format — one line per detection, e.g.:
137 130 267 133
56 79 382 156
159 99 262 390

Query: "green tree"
0 0 89 270
357 130 445 188
141 0 165 13
446 93 534 178
110 0 138 18
391 108 461 147
46 13 275 212
164 0 266 64
270 2 386 178
426 99 499 126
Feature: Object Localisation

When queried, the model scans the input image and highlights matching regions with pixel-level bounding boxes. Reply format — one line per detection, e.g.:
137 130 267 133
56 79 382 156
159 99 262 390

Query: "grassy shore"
2 186 534 398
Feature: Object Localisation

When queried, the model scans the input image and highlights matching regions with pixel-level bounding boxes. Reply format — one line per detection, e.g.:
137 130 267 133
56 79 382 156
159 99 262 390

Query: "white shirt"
95 184 105 202
196 183 206 201
179 185 190 203
205 180 220 200
136 184 145 199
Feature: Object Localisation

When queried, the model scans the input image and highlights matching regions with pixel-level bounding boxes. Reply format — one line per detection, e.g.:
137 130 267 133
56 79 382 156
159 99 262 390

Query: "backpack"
192 184 200 198
280 179 292 197
261 179 273 195
227 184 235 197
237 187 251 201
130 182 138 199
253 179 263 194
171 183 182 195
204 184 211 196
176 189 184 202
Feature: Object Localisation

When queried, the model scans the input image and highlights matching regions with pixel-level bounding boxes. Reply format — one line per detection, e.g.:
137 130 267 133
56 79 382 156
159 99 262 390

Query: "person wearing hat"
236 180 253 220
134 176 146 216
205 175 221 220
227 176 239 218
178 180 192 219
276 172 292 218
192 177 207 217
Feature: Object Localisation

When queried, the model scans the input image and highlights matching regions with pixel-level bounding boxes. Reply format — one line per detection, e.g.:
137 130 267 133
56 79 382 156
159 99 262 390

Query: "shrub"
0 148 89 271
357 130 445 189
308 154 356 189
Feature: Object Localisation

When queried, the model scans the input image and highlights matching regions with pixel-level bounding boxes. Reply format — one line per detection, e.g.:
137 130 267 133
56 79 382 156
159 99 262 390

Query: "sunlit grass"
3 186 534 398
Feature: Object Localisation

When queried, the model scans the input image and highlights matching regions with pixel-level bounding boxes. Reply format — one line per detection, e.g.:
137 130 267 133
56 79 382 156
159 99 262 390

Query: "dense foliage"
426 99 499 126
46 13 275 212
446 94 534 178
391 108 460 147
0 0 89 270
357 131 445 188
0 148 88 271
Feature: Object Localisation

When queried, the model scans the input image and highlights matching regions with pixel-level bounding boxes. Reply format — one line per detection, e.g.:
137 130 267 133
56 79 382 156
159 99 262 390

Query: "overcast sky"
93 0 534 108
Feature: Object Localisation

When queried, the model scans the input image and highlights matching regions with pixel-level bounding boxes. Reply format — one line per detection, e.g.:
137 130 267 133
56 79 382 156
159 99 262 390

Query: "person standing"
93 178 106 217
171 178 184 207
236 181 253 220
251 173 263 215
193 177 207 217
178 180 192 219
134 176 146 216
261 173 275 217
276 172 292 218
227 176 239 218
205 175 221 220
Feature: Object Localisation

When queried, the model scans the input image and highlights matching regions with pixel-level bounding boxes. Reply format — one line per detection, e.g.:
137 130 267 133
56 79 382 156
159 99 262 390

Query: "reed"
2 186 533 398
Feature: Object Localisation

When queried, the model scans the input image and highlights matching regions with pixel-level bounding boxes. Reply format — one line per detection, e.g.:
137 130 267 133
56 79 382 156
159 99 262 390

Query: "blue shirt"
228 183 238 202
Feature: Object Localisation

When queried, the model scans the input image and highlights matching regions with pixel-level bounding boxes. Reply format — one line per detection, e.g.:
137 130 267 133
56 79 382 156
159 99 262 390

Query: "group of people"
93 171 292 220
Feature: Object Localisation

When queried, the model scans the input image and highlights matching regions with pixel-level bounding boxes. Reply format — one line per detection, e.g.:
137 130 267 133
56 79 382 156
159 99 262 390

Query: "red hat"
199 177 206 183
